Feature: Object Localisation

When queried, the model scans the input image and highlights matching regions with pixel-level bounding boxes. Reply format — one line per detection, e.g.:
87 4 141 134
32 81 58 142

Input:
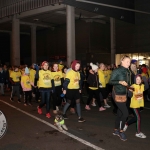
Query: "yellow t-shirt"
38 70 53 88
21 75 32 89
63 73 66 79
98 70 106 88
51 71 63 87
30 69 36 83
65 70 80 89
10 71 21 82
130 84 144 108
141 73 148 79
89 87 98 90
104 70 109 84
58 64 64 71
107 70 112 83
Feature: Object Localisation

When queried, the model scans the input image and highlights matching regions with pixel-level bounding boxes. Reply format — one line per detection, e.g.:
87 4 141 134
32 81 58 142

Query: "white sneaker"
135 132 146 138
123 124 128 132
85 105 91 110
91 102 96 106
62 124 68 131
104 104 111 108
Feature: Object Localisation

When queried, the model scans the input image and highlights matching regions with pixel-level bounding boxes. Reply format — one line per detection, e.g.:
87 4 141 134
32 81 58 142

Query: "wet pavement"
0 91 150 150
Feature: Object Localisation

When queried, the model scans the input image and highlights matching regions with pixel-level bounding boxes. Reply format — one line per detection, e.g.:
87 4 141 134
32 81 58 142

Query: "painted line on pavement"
0 100 104 150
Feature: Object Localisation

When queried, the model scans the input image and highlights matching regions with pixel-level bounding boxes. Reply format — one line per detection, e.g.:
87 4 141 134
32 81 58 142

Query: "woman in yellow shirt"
51 63 64 114
123 75 148 138
62 60 85 123
35 61 54 118
98 63 111 108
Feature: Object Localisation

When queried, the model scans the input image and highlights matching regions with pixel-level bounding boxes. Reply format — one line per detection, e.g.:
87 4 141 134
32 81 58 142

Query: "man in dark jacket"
0 66 6 95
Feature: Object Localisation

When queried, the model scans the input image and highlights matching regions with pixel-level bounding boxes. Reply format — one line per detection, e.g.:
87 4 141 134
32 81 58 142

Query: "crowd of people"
0 57 150 141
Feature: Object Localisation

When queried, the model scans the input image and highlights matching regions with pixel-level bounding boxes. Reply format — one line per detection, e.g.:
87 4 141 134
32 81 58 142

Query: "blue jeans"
39 91 51 113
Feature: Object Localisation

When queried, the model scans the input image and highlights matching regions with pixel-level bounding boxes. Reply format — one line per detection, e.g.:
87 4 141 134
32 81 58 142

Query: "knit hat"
131 59 137 64
71 60 80 71
25 67 30 74
90 63 98 71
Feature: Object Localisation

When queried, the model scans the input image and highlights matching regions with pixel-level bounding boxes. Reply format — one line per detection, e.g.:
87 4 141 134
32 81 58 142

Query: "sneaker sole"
135 135 146 138
78 120 85 123
112 133 120 137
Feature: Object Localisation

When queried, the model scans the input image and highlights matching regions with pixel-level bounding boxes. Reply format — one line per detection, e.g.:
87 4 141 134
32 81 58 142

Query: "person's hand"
63 90 66 95
119 81 128 86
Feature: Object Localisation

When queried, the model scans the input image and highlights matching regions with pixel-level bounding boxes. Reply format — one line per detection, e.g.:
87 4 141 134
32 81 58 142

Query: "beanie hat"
71 60 80 71
90 63 98 71
131 59 137 64
142 67 147 73
25 67 30 74
41 61 48 66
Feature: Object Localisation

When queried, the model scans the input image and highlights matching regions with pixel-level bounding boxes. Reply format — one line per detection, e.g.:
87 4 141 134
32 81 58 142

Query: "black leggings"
115 102 129 130
86 88 102 107
126 108 141 133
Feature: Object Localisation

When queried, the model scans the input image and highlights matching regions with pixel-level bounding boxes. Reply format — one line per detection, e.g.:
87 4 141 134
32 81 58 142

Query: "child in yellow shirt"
21 67 34 106
123 75 148 138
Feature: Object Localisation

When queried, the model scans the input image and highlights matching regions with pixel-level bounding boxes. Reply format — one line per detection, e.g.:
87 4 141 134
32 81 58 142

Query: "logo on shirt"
43 73 51 85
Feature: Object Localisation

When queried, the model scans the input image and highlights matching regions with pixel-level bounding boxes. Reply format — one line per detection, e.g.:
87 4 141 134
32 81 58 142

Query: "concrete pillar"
66 5 75 67
11 15 20 66
110 17 116 65
31 25 37 63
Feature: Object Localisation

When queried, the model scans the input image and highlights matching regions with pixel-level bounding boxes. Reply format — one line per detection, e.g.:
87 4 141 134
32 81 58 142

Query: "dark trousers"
35 87 40 102
11 85 20 100
115 102 129 130
39 91 51 113
127 108 141 133
87 88 102 107
52 86 62 110
24 91 32 104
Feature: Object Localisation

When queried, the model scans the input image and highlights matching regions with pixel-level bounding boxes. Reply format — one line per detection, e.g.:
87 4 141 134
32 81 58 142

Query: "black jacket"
0 71 6 83
87 72 99 88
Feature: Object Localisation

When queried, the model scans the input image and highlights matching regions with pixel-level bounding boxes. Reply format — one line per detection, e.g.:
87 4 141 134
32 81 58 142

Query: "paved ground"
0 91 150 150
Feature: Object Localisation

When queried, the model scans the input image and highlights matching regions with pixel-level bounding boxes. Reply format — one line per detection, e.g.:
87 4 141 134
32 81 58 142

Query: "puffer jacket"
109 66 131 95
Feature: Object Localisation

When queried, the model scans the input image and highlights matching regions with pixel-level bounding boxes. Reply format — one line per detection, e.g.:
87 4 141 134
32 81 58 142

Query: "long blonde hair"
130 63 137 75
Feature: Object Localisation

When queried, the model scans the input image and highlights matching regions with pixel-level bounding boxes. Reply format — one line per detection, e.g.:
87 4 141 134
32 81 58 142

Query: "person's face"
60 61 62 64
121 58 131 68
107 65 111 70
15 68 18 72
64 68 67 73
94 68 98 73
43 63 49 70
53 64 58 71
136 76 142 85
0 67 2 71
75 63 80 71
100 64 105 71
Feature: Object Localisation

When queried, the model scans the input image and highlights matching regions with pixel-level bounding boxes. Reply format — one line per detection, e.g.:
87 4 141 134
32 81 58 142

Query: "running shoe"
10 98 14 102
37 106 42 114
46 113 51 118
123 124 128 132
113 130 120 136
62 114 68 119
104 104 111 108
78 117 85 123
135 132 146 138
85 105 91 110
119 132 127 141
91 102 96 106
18 99 21 103
99 107 106 111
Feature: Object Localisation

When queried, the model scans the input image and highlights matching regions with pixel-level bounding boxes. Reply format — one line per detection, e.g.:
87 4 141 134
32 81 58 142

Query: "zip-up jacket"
87 72 99 88
109 66 131 95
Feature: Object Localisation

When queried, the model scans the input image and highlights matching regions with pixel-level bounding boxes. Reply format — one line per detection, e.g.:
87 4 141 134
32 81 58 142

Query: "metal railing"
0 0 63 19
